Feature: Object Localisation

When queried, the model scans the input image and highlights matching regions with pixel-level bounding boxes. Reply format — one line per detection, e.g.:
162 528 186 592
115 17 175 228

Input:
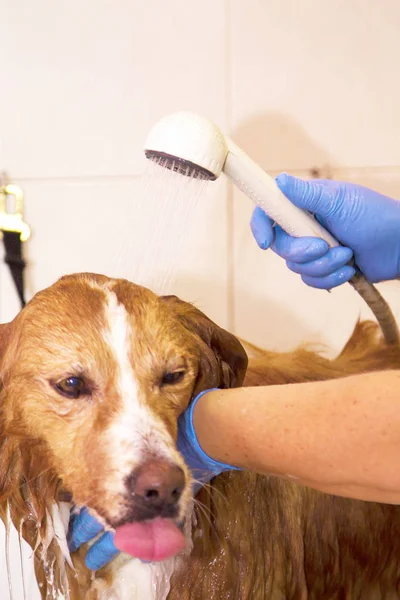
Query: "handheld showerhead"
145 112 228 180
144 111 398 345
144 111 338 246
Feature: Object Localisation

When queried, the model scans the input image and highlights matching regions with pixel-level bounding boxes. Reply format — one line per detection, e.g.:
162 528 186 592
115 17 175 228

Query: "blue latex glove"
69 389 235 570
250 173 400 289
69 507 118 571
177 389 240 493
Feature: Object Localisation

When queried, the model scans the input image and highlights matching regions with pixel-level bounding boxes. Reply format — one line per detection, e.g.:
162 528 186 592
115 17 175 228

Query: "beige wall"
1 1 400 596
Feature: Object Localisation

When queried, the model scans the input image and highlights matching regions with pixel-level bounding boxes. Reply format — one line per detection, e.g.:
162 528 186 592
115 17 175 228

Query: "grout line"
226 179 235 332
6 164 400 186
225 0 236 334
253 164 400 178
8 173 143 185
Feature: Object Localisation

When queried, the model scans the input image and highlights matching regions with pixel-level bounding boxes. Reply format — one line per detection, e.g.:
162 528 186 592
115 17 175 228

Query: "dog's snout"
129 461 185 510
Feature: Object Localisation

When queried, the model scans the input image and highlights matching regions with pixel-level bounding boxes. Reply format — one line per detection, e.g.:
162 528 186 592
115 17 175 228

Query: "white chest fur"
104 554 180 600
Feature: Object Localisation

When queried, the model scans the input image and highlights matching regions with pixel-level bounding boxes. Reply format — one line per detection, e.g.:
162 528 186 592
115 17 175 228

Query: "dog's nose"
129 461 185 510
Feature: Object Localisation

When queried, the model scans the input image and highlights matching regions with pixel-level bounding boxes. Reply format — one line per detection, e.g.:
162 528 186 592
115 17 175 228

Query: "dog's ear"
161 295 248 395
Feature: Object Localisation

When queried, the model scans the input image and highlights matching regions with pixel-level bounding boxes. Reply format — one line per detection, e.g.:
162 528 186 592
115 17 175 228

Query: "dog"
0 272 400 599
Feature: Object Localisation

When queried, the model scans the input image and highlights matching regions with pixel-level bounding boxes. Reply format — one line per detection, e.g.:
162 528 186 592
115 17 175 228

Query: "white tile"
0 172 229 327
0 0 227 179
232 169 400 355
230 0 400 170
333 167 400 200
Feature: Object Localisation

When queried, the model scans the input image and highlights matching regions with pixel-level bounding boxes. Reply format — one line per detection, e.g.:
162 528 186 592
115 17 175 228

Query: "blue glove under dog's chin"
68 507 118 571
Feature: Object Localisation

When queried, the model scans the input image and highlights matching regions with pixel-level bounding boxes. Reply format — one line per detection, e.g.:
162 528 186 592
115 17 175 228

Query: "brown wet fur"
169 320 400 600
0 273 399 599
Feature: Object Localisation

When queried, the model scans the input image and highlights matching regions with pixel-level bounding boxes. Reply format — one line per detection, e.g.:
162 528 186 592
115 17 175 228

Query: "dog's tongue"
114 518 186 562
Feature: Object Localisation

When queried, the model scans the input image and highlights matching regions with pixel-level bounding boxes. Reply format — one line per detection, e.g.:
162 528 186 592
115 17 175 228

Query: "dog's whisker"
193 479 228 504
195 493 224 528
193 497 224 546
18 468 55 491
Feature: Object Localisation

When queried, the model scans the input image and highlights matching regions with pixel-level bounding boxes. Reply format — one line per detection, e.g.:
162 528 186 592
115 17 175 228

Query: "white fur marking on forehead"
105 291 137 399
102 291 184 502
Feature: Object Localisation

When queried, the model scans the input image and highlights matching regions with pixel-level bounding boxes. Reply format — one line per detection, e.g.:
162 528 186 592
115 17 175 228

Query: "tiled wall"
1 1 400 596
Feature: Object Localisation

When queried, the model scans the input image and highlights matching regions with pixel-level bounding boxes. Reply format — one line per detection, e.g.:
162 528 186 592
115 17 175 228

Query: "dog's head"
0 273 247 532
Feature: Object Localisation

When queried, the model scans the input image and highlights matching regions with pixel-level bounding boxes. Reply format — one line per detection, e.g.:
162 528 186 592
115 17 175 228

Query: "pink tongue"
114 518 186 562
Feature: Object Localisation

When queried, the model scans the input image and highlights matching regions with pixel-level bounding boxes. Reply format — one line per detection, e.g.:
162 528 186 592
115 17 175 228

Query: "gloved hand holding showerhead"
144 111 399 346
251 174 400 289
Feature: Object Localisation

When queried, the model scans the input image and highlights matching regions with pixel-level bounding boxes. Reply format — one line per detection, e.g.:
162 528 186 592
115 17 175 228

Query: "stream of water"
114 159 213 294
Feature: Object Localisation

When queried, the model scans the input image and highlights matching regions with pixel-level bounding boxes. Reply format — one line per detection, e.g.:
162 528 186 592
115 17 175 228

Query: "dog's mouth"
66 491 187 563
114 517 187 562
62 468 189 563
111 502 187 562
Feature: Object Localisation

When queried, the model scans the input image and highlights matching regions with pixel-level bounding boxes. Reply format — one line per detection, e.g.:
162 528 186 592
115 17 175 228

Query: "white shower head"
145 111 229 180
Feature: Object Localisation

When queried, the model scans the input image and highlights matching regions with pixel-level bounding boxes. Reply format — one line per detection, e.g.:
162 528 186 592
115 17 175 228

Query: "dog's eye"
55 376 87 399
161 371 185 386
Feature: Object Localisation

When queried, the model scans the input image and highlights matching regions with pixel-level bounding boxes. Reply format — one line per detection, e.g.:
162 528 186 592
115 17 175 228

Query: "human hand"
69 507 118 570
250 173 400 289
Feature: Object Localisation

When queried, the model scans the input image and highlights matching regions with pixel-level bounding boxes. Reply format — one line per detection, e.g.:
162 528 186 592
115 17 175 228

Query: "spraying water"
114 159 212 294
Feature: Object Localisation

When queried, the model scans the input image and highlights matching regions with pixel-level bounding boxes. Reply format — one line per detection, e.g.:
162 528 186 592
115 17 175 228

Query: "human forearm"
193 370 400 503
